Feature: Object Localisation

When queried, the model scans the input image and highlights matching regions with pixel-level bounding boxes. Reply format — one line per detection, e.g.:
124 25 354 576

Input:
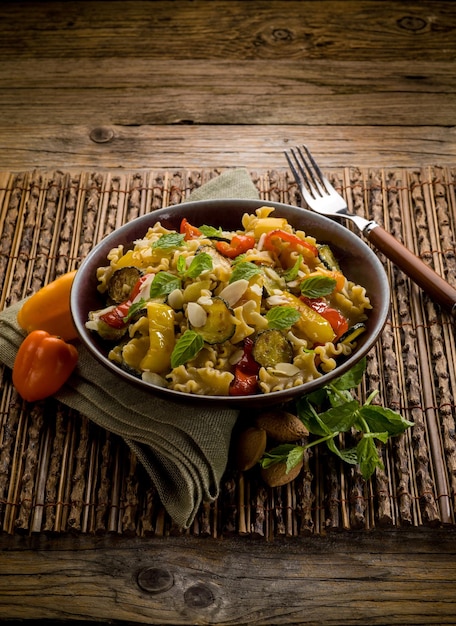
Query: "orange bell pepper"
216 235 255 258
180 218 202 240
17 270 78 341
263 229 318 259
12 330 78 402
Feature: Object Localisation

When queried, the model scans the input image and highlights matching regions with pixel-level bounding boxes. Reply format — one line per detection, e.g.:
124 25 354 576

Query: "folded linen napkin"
0 168 260 528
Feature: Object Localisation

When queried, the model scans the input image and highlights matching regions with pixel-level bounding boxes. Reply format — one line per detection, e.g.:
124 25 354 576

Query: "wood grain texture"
1 2 456 624
0 0 455 169
1 531 456 625
1 125 456 170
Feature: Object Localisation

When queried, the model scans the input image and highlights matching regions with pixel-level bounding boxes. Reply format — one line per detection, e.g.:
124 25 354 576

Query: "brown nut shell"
235 426 267 471
261 459 303 488
255 410 309 443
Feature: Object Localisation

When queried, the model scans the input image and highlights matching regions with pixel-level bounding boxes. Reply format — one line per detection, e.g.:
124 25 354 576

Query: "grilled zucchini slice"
338 322 366 345
192 296 236 344
318 244 340 271
108 267 142 303
252 329 293 368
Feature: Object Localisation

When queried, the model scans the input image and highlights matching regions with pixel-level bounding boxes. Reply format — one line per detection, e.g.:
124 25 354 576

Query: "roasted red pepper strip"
180 218 202 240
263 229 318 258
302 297 349 340
216 235 255 258
100 275 148 328
229 337 260 396
13 330 78 402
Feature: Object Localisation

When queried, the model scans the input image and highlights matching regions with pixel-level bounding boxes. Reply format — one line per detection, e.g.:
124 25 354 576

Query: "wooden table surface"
1 1 456 625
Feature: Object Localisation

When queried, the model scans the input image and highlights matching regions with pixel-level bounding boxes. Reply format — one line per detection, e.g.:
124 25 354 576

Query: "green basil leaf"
149 271 181 298
283 254 302 282
260 444 299 469
359 405 414 436
331 357 367 390
229 261 262 284
199 225 228 240
170 330 204 368
326 438 358 465
285 446 305 474
318 400 360 433
153 232 185 250
124 298 147 322
266 306 301 330
296 396 332 437
177 255 186 274
300 275 336 298
356 436 384 480
185 252 213 278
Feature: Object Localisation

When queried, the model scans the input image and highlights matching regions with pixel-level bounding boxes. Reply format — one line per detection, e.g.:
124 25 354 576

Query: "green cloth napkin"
0 168 260 529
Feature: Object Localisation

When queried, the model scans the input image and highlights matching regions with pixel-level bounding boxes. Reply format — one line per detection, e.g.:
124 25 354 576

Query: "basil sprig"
266 306 301 330
171 330 204 368
152 232 185 249
260 358 414 480
300 275 336 298
229 261 262 284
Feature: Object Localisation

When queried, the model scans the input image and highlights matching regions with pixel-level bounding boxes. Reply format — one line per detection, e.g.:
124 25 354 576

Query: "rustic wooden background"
1 1 456 625
0 0 455 170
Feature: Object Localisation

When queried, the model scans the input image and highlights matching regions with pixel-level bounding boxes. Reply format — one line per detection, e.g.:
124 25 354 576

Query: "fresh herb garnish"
300 275 336 298
171 330 204 368
199 225 229 241
149 271 181 298
124 299 147 322
229 261 262 284
266 306 301 330
153 232 185 250
283 254 302 282
183 252 213 278
260 358 414 480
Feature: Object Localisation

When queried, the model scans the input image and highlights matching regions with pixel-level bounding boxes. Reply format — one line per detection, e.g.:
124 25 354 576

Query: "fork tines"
284 145 330 200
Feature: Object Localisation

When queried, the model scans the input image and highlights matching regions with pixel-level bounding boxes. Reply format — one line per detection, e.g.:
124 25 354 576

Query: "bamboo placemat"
0 166 455 538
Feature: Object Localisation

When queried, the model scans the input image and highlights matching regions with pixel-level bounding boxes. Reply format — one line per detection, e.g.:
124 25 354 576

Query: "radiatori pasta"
86 206 372 396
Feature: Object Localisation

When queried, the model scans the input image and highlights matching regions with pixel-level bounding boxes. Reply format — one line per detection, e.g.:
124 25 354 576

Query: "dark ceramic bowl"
70 199 390 408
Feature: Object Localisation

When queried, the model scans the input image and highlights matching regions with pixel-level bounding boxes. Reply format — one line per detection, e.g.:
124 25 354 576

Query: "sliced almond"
186 301 207 327
218 279 249 307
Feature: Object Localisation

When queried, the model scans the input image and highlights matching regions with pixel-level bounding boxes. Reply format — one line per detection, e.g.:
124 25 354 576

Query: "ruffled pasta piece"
167 365 234 396
231 304 256 343
96 265 113 294
333 283 372 325
314 341 353 373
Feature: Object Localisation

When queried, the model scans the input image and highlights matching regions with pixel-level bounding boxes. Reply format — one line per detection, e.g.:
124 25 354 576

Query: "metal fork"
285 145 456 317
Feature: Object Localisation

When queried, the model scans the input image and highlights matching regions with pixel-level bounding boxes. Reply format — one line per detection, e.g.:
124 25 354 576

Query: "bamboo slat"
0 166 455 538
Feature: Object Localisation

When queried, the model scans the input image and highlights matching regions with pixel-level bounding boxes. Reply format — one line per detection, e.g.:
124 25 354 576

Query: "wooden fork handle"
366 225 456 317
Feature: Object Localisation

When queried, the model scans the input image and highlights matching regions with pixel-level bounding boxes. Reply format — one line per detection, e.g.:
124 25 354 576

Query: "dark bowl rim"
71 198 390 408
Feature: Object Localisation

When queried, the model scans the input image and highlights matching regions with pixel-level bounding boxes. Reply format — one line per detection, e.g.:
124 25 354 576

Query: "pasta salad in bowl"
71 199 390 407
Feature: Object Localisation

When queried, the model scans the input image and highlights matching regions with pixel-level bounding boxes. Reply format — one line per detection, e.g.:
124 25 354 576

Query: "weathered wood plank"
0 0 455 62
0 531 455 624
1 59 455 126
0 124 454 170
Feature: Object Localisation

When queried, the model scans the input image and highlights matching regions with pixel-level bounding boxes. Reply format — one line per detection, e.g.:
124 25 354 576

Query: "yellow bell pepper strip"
17 270 78 341
12 330 78 402
280 292 336 344
100 275 148 329
140 302 175 374
263 230 318 260
215 235 255 258
301 297 349 341
253 217 288 238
